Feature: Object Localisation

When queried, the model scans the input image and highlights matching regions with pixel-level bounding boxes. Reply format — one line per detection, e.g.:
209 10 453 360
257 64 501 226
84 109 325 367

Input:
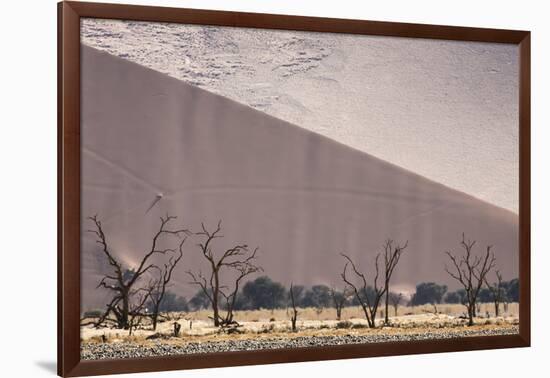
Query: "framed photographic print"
58 1 530 376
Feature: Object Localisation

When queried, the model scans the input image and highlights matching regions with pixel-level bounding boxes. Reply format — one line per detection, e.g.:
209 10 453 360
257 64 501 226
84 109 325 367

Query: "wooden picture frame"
58 1 530 376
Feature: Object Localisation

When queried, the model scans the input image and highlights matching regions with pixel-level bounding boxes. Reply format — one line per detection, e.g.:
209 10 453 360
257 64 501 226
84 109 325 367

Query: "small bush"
88 334 109 343
146 333 172 340
225 327 243 335
336 320 353 329
83 310 103 318
258 324 275 333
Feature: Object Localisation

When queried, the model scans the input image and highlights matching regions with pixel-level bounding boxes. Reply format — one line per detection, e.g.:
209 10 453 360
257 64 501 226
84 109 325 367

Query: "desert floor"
81 303 519 359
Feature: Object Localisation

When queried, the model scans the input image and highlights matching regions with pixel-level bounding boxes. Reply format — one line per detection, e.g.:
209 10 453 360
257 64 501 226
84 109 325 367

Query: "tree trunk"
336 307 342 321
359 303 376 328
212 307 220 326
494 301 500 317
359 304 372 328
225 308 234 325
173 322 181 337
212 273 220 327
290 284 298 332
152 313 158 331
384 287 389 324
121 294 130 330
369 309 376 328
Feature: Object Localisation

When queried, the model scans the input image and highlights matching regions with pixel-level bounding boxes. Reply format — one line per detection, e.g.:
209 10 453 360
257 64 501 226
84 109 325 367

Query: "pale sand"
81 20 519 212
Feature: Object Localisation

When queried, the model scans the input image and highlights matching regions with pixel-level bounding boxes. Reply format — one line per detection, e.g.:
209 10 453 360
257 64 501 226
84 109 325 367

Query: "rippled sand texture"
81 18 519 212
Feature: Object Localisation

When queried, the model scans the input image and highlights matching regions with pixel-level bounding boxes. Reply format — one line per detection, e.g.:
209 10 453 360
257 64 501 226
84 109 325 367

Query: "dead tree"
485 270 505 317
128 285 154 336
148 239 185 331
388 292 404 317
340 253 385 328
219 259 261 326
289 283 299 332
187 221 262 327
330 287 350 321
382 240 408 325
444 233 496 326
173 322 182 337
87 215 188 330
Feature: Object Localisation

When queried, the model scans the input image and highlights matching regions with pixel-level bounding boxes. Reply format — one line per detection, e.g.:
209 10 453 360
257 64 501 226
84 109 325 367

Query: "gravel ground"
81 326 518 360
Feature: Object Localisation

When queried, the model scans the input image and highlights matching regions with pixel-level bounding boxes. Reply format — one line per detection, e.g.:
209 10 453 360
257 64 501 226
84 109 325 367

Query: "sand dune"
81 45 518 310
81 19 519 213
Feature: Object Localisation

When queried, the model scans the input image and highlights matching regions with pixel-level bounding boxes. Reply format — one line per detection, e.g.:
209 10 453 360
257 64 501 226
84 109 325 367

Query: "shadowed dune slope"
81 45 518 310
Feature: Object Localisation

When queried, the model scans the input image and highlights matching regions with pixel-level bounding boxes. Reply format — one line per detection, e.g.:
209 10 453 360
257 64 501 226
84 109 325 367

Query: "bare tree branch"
188 222 262 327
87 215 187 333
148 237 186 330
484 270 505 317
340 253 385 328
382 239 408 324
444 233 496 326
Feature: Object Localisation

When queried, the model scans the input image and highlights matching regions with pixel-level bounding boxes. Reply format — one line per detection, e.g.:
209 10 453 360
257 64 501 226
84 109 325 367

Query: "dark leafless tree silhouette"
444 233 496 326
128 285 154 336
382 239 408 324
340 253 385 328
330 287 350 321
187 221 262 327
87 215 188 331
148 239 185 331
388 292 404 317
289 283 299 332
173 322 182 337
485 270 505 317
